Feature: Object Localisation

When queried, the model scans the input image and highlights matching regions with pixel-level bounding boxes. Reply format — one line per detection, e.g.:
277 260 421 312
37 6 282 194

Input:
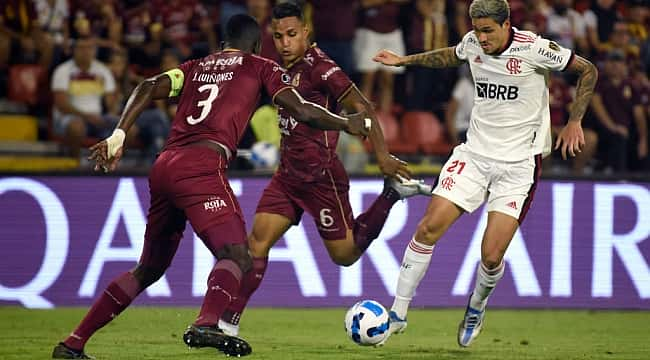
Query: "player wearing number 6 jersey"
214 3 432 338
52 14 370 359
372 0 597 348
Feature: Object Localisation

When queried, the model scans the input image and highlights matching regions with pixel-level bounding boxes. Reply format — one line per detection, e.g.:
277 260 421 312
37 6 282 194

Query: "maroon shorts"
139 146 246 269
256 160 354 240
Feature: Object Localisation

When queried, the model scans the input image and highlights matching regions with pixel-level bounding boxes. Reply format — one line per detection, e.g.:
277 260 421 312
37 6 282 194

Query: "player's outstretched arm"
373 47 464 68
274 88 370 136
339 85 412 180
554 55 598 160
88 74 172 172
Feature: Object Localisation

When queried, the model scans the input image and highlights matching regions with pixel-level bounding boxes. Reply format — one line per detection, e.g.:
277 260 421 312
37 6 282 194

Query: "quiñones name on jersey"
455 28 573 161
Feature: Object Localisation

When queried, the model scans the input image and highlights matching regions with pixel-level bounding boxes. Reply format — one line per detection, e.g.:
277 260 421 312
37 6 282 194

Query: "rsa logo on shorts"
204 196 228 212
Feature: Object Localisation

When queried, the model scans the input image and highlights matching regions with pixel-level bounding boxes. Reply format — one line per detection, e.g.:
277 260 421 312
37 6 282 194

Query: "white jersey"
455 28 573 161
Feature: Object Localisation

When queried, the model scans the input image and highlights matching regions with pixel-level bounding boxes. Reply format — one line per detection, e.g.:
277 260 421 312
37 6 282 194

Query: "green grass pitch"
1 307 648 359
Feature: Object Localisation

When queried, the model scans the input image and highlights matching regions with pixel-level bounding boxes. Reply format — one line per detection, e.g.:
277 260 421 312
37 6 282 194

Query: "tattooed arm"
554 55 598 160
565 55 598 124
372 47 465 68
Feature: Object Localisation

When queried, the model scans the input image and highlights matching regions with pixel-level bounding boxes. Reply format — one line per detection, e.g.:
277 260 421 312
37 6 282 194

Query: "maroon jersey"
165 50 291 155
277 46 353 182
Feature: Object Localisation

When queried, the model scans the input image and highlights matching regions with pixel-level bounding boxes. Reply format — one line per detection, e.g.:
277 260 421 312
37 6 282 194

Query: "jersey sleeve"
260 59 292 104
51 64 69 91
530 36 574 71
164 59 199 97
455 31 474 61
313 60 353 102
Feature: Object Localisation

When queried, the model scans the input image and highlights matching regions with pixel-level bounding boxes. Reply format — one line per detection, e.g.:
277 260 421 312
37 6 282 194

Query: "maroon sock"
353 187 400 253
222 257 268 325
63 272 142 351
194 259 242 327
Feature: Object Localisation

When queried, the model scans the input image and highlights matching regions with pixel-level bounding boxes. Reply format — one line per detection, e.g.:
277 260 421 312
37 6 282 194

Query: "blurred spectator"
107 50 169 164
590 50 648 172
70 0 123 62
584 0 621 54
310 0 358 75
51 37 125 159
544 0 589 55
34 0 71 67
598 20 641 66
247 0 280 62
404 0 455 115
549 72 598 174
0 0 52 68
220 0 248 36
444 65 473 146
626 0 649 47
354 0 408 113
152 0 217 60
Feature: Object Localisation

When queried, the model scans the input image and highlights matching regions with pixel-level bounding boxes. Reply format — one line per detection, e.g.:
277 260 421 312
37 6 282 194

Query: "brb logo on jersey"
476 82 519 100
506 58 522 74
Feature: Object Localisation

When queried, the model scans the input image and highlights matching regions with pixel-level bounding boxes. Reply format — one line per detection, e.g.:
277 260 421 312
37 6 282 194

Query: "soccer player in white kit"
372 0 598 347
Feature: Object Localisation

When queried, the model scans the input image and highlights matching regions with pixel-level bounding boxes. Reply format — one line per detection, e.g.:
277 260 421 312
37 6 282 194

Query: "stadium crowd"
0 0 649 175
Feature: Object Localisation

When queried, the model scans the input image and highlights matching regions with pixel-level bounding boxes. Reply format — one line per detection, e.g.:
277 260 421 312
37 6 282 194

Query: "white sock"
469 261 505 311
391 237 434 320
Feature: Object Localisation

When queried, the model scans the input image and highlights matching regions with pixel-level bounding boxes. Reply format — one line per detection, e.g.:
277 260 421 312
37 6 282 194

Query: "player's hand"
88 133 125 173
372 49 403 67
554 121 585 160
345 111 371 137
378 153 412 180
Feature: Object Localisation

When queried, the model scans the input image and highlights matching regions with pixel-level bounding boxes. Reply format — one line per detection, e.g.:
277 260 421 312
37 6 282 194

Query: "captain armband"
164 68 185 97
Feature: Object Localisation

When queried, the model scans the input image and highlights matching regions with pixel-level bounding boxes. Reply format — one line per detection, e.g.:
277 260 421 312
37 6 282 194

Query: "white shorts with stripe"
432 144 542 223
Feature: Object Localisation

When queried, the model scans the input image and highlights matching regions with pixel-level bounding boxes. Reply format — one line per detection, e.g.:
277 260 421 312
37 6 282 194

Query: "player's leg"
182 216 254 357
379 145 487 346
458 154 542 347
219 177 300 335
218 212 292 335
53 189 186 359
320 162 432 266
457 211 516 348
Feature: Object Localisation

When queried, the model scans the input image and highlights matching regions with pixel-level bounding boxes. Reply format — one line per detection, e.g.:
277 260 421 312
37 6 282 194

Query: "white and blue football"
249 141 279 169
344 300 389 346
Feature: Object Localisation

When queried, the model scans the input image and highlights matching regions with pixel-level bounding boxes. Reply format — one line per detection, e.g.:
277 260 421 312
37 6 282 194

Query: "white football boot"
374 310 408 347
457 303 485 347
386 175 432 200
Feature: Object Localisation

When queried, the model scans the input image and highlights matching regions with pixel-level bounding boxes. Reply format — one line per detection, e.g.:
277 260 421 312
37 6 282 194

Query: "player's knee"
415 218 443 245
481 257 503 271
216 244 253 273
330 254 356 267
131 263 166 288
247 232 271 258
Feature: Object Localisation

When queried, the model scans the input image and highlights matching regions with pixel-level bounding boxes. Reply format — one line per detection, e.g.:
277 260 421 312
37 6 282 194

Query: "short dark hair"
224 14 261 51
272 2 304 22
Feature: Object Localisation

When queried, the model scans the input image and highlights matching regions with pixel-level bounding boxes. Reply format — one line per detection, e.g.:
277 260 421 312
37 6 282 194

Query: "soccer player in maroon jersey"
51 14 370 359
216 3 432 337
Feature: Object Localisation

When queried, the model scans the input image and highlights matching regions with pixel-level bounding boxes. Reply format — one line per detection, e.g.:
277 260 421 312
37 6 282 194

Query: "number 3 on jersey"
186 84 219 125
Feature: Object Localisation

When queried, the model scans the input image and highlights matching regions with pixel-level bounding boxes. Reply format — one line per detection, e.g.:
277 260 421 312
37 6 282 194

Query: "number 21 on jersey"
186 84 219 125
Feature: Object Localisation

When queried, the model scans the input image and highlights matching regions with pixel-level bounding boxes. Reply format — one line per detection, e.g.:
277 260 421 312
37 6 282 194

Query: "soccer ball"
344 300 390 346
249 141 279 169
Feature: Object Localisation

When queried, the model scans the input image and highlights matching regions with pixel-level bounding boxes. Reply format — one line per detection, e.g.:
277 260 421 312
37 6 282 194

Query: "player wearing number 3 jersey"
52 15 370 359
372 0 597 348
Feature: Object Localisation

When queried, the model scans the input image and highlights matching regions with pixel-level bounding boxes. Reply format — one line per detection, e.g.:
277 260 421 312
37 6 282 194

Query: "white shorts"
353 28 405 73
432 144 542 222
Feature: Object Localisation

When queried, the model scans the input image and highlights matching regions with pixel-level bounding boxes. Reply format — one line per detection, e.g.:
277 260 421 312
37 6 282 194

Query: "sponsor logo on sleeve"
321 66 341 80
